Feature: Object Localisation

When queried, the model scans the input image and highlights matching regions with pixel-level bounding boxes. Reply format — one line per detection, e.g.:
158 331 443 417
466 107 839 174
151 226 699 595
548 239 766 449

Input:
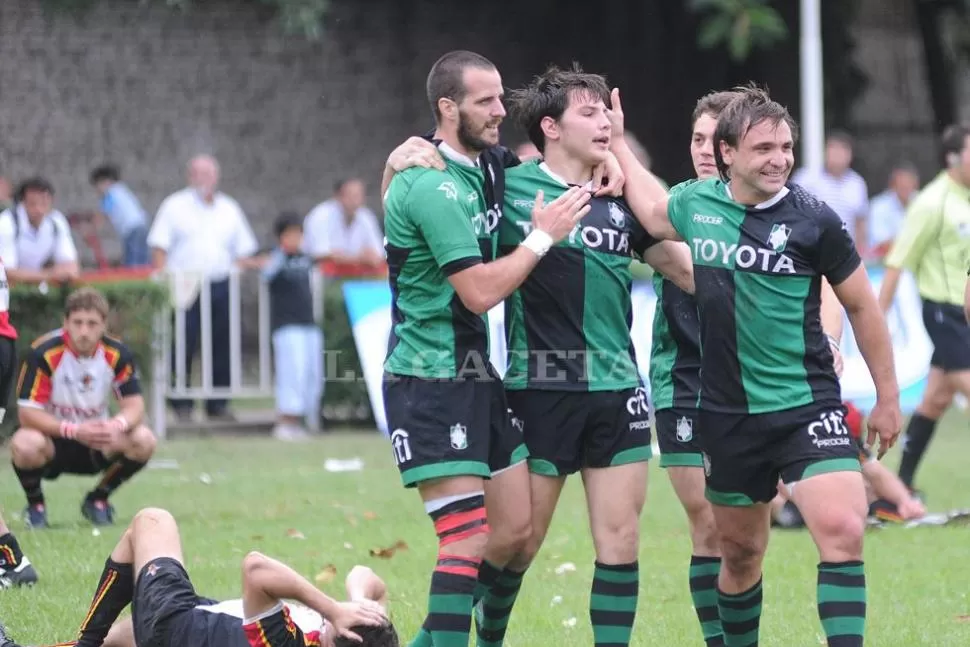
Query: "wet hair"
713 84 798 181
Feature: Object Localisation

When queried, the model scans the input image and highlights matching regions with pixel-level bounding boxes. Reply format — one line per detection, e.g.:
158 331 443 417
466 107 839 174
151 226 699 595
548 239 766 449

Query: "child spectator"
263 212 323 440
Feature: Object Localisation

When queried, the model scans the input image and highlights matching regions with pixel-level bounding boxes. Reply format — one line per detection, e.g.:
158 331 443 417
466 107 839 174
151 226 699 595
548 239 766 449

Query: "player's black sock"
817 561 866 646
75 558 134 647
718 577 762 647
476 566 525 647
0 533 25 569
690 556 725 646
13 465 45 507
473 559 502 606
897 413 937 487
88 457 148 501
590 561 639 646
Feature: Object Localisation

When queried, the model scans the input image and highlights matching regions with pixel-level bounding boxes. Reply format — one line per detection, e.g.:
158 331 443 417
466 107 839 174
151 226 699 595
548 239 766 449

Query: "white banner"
342 268 931 435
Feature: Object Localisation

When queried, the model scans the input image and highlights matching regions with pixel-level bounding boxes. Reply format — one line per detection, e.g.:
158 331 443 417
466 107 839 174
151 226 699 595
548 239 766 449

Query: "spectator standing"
147 155 258 422
302 178 384 267
0 177 80 286
867 162 920 260
792 131 870 256
261 212 323 441
89 164 150 267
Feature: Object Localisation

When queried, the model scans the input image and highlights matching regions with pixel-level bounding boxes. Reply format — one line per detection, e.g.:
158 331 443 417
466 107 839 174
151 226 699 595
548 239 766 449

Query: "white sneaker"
272 423 309 441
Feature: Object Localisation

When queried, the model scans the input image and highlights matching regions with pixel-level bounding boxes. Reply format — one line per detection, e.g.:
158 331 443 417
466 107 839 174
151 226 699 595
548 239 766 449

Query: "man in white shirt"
867 161 920 260
302 178 384 267
147 155 258 421
0 177 80 285
791 131 870 256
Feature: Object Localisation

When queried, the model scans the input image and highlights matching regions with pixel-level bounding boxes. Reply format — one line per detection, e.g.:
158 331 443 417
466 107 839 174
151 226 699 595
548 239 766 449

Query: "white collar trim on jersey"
725 183 789 209
538 162 594 190
437 142 479 168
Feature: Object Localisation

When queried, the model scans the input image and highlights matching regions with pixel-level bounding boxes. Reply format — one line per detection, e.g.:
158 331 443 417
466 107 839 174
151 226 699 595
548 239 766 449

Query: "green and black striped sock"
590 561 639 646
718 577 762 647
473 559 502 605
410 554 480 647
476 567 525 647
817 561 866 646
690 556 725 646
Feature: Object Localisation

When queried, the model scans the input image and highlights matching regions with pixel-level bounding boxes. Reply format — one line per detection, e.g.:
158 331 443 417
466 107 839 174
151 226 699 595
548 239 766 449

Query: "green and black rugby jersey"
667 178 861 414
499 161 660 391
648 272 702 410
383 156 498 379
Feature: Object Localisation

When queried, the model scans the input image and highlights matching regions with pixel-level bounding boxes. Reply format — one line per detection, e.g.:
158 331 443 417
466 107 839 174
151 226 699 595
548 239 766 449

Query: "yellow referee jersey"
885 171 970 306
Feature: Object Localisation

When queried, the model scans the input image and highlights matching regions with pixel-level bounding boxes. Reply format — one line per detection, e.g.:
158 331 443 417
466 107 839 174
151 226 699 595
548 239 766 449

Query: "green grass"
3 413 970 646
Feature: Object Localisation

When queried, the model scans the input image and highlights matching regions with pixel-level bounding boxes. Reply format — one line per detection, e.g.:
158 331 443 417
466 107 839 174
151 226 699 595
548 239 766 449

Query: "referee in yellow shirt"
878 123 970 492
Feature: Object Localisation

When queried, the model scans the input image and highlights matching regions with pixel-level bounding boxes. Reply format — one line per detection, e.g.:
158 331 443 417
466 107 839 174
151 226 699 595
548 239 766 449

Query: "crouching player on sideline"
772 401 926 528
5 508 396 647
9 287 157 528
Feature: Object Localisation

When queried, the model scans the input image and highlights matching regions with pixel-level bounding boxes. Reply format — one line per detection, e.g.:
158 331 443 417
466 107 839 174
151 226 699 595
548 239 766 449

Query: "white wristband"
520 230 554 258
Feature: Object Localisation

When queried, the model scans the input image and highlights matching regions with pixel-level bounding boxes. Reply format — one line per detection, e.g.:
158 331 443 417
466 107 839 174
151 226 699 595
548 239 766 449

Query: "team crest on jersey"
608 201 626 228
675 416 693 442
437 181 458 201
767 223 791 252
450 423 468 450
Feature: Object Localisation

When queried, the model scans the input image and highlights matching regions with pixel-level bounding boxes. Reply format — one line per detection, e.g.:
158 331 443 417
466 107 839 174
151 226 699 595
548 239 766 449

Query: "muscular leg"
711 504 770 647
583 462 648 647
791 471 868 647
669 466 724 646
73 508 183 647
475 473 564 647
897 367 953 487
10 429 54 513
474 462 532 647
409 476 490 647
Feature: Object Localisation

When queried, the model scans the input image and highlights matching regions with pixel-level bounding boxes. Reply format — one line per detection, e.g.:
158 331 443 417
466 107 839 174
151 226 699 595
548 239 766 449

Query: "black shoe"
23 504 47 530
81 498 115 526
0 555 38 589
869 498 903 523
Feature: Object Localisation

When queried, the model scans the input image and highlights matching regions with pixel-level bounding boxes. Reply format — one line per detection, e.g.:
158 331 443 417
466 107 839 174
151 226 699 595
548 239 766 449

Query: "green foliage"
1 279 169 438
691 0 788 62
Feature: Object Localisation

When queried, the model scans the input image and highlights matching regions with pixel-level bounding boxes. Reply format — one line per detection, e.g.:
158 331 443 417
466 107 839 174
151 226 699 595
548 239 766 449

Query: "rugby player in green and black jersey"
485 66 694 647
614 85 902 646
381 50 592 647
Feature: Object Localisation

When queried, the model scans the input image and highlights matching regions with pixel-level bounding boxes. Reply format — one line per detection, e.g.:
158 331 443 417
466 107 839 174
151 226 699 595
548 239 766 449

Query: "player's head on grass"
334 620 400 647
691 90 739 180
63 286 110 356
942 122 970 186
508 63 611 168
426 50 504 154
274 210 304 253
714 84 799 204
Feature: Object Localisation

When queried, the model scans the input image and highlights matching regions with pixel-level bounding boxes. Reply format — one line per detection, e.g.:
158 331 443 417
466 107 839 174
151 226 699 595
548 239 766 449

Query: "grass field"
2 412 969 646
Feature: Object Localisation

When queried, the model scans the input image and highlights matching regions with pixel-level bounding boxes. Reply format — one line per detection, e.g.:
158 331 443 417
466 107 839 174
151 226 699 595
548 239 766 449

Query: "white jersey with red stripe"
16 329 141 422
0 259 17 340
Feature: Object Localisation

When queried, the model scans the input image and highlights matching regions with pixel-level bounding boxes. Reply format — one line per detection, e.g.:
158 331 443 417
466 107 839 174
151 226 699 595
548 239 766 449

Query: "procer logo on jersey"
806 410 851 448
691 237 796 274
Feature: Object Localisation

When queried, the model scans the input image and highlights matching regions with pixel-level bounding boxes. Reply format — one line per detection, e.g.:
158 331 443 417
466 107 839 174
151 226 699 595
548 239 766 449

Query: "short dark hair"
426 50 497 122
889 160 919 177
333 622 400 647
65 287 110 320
691 90 739 127
274 211 303 238
334 177 363 194
15 176 54 202
713 84 799 181
826 129 854 149
90 164 121 185
507 63 610 154
941 123 970 164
